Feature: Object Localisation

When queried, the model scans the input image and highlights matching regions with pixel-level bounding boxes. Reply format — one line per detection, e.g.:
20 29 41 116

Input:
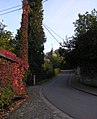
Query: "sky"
0 0 97 53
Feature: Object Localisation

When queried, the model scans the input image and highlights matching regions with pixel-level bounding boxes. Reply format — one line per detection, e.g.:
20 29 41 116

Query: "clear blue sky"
0 0 97 53
0 0 22 35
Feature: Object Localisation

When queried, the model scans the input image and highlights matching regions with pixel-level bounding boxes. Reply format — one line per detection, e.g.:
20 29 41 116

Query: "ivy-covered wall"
0 48 28 111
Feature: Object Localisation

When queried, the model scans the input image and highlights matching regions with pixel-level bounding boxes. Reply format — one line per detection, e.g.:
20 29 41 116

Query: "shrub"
43 59 54 79
54 68 61 76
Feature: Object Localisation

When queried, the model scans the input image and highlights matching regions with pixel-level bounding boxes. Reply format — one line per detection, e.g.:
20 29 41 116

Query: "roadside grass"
37 69 61 85
37 78 52 85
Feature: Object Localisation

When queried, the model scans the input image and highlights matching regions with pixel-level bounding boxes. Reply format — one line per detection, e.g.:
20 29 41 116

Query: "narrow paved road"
42 70 97 119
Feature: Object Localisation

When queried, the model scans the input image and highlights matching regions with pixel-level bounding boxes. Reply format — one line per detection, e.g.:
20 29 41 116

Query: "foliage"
59 9 97 70
43 59 54 79
0 21 15 51
73 9 97 37
0 49 29 112
56 47 76 69
72 9 97 76
13 29 21 57
50 50 64 69
54 68 61 76
43 50 63 79
20 0 28 64
74 9 97 68
59 9 97 71
28 0 46 81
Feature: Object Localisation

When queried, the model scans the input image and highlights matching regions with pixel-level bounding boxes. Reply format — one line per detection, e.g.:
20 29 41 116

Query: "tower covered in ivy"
20 0 28 63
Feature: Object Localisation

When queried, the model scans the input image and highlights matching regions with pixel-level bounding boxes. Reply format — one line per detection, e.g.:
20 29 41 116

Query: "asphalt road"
42 70 97 119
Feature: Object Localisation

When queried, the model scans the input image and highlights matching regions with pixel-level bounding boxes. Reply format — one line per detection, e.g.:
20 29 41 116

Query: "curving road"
42 70 97 119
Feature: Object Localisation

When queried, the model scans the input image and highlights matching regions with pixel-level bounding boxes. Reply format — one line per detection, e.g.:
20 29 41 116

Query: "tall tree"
73 9 97 75
73 9 97 37
28 0 46 80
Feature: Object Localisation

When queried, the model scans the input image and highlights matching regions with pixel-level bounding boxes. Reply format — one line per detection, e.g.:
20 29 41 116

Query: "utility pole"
20 0 28 63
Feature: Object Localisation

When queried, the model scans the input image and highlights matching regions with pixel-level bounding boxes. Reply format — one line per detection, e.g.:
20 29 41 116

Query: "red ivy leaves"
0 48 29 107
0 49 22 63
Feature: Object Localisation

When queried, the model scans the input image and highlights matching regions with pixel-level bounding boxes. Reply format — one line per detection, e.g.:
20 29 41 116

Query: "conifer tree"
28 0 46 80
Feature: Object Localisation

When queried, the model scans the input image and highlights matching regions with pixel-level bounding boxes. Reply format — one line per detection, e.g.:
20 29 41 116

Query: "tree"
0 21 15 51
73 9 97 37
28 0 46 81
59 9 97 71
50 49 65 69
13 29 21 57
58 47 77 69
73 9 97 76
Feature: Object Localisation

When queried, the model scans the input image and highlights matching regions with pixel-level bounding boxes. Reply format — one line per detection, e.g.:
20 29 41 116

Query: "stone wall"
76 67 97 87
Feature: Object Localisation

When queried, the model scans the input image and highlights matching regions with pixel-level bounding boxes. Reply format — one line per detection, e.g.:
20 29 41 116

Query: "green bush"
54 68 61 76
0 86 14 108
43 59 54 78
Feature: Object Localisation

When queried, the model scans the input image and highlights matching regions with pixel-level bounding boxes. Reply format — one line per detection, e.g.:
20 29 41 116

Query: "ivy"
0 48 29 117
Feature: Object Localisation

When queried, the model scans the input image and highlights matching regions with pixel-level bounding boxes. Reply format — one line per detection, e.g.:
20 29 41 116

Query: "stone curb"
40 86 74 119
70 84 97 97
70 75 97 97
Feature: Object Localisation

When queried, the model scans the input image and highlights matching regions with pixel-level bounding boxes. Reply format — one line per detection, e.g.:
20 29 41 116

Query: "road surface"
42 70 97 119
